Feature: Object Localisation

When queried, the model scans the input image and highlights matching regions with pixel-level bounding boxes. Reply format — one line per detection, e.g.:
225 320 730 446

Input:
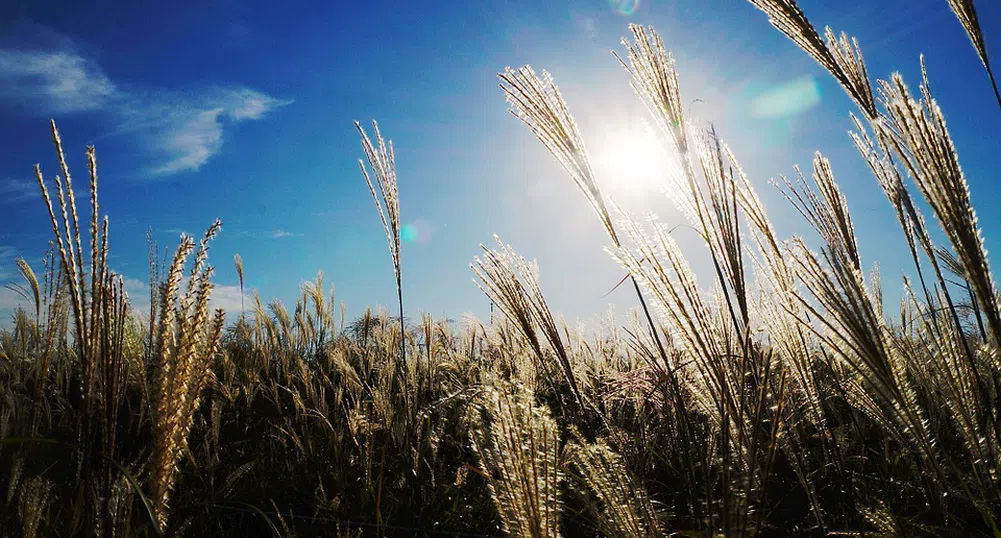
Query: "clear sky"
1 0 999 329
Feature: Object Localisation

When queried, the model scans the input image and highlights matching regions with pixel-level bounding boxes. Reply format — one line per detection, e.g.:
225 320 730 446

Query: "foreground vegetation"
3 0 1001 535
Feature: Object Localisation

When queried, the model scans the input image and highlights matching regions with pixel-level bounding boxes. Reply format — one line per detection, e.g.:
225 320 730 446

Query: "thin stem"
986 64 1001 110
398 277 408 395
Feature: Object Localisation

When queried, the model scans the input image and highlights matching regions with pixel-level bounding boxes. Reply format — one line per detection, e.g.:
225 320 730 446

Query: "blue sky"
1 0 999 329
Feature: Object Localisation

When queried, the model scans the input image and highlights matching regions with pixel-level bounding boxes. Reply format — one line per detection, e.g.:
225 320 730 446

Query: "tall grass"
945 0 1001 106
2 0 1001 536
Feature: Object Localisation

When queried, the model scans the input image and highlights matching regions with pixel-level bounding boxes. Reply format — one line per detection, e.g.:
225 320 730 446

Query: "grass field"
3 0 1001 535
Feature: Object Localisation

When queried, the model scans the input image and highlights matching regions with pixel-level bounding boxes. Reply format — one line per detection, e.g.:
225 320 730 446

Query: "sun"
592 125 670 194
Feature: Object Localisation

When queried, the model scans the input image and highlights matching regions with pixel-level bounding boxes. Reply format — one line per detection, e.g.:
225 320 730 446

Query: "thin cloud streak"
271 230 302 239
0 178 41 203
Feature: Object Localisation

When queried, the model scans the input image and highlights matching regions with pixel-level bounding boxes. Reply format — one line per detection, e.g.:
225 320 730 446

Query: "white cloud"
150 107 227 176
0 50 117 113
210 282 252 314
123 275 249 320
224 88 290 120
0 30 291 178
143 89 292 176
0 287 30 330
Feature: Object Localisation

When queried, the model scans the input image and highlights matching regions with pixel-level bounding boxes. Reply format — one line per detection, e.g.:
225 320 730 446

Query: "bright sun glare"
593 126 671 195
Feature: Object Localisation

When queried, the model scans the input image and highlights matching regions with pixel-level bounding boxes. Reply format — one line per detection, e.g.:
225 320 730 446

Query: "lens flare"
401 224 418 243
609 0 640 16
750 76 821 118
401 220 432 243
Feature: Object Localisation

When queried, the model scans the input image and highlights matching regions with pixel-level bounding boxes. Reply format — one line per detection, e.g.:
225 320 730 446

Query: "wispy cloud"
137 89 292 176
231 229 302 239
0 245 19 280
1 175 92 209
0 28 291 177
0 50 117 113
0 178 40 203
270 230 301 239
0 246 27 325
573 13 598 39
